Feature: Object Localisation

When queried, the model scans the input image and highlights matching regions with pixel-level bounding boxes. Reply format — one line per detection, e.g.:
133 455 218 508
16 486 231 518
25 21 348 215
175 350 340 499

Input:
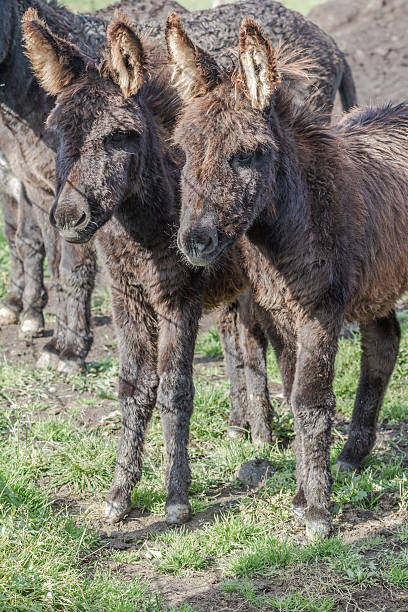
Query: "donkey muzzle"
178 225 219 267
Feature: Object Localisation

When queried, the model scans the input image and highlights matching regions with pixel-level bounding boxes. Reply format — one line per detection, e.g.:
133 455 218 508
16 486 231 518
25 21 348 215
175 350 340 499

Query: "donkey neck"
113 139 180 249
248 101 341 264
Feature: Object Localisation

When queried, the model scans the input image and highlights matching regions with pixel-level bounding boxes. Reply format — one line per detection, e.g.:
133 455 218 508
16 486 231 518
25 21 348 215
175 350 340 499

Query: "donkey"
22 10 279 525
167 16 408 537
22 1 358 525
0 0 186 368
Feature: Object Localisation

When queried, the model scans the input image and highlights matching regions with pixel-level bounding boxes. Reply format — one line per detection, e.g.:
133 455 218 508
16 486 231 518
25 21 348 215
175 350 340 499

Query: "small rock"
235 459 274 487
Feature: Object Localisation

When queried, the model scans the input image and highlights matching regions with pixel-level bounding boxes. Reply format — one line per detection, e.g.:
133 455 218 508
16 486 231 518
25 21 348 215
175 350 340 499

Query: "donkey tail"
339 58 357 112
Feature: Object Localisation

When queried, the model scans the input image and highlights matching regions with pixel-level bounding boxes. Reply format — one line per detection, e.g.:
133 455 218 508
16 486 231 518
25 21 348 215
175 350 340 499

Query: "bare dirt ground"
309 0 408 106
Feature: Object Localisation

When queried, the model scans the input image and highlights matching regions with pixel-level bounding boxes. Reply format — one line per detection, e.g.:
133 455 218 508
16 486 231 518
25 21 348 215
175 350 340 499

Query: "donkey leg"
16 188 47 338
105 296 159 524
237 294 274 444
34 210 63 365
261 317 305 513
156 299 201 525
56 242 96 374
291 310 342 538
337 311 400 472
216 302 248 439
0 189 24 324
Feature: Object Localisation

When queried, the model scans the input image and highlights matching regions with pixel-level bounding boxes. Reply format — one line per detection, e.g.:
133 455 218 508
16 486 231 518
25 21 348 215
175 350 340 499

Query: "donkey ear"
165 13 222 102
22 8 86 96
107 15 146 98
238 18 281 110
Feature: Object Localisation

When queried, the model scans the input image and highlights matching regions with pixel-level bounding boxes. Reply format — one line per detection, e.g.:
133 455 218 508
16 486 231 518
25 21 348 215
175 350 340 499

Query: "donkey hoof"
336 459 359 473
19 317 44 339
105 499 132 524
0 304 19 325
165 503 192 525
227 426 245 440
57 357 86 376
305 508 331 539
37 349 60 370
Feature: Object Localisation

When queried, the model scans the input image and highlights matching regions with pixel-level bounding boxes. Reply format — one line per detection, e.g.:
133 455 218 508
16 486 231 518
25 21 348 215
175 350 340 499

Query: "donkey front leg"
56 241 96 374
156 300 201 525
105 297 159 524
291 311 342 538
216 301 248 439
0 188 24 324
337 311 400 472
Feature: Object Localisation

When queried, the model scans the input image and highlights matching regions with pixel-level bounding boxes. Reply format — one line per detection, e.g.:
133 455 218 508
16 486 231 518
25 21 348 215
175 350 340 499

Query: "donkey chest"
96 231 189 309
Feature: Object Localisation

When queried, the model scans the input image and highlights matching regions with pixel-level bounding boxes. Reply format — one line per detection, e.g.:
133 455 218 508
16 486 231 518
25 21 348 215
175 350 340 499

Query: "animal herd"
0 0 407 539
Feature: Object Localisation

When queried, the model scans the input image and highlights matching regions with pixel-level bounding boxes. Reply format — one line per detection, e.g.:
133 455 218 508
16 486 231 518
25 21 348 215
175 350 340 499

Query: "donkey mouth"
59 228 94 244
184 240 230 267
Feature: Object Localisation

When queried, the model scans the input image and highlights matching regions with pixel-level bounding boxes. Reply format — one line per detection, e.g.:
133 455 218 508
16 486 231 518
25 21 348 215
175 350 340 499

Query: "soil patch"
309 0 408 107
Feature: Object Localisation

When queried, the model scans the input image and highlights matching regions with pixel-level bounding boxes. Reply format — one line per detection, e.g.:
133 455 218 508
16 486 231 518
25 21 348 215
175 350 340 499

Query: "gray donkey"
23 2 357 526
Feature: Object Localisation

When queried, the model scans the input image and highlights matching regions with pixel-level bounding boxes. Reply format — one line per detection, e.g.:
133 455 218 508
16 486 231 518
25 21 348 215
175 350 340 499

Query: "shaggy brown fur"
168 17 408 538
22 1 359 526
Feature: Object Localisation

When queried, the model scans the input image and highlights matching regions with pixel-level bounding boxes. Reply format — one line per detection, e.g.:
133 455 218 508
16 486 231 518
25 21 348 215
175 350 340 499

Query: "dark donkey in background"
22 2 357 525
167 16 408 537
0 0 187 369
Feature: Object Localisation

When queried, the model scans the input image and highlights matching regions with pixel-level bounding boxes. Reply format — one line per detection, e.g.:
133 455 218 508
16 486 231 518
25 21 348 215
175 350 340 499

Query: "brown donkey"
167 17 408 537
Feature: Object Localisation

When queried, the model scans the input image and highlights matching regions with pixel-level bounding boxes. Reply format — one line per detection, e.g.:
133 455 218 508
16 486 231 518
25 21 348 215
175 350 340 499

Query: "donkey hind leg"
237 294 274 444
0 189 24 324
55 242 96 374
337 311 400 472
216 302 248 439
156 298 201 525
260 315 306 513
105 296 159 524
16 186 47 338
291 310 342 538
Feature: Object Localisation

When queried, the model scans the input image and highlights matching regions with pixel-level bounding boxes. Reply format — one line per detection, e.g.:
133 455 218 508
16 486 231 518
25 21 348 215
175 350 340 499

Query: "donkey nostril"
194 230 218 256
49 208 57 227
197 235 212 252
74 211 88 228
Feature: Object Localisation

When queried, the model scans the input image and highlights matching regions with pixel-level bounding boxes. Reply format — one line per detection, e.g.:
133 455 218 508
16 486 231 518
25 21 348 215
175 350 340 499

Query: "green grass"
0 443 162 611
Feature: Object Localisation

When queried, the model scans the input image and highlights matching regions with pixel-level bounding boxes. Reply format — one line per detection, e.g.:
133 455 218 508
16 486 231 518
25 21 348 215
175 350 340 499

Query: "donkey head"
166 15 283 266
22 10 154 244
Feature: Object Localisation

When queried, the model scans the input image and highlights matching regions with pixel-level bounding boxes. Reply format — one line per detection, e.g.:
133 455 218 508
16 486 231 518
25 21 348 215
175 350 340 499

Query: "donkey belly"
346 261 408 324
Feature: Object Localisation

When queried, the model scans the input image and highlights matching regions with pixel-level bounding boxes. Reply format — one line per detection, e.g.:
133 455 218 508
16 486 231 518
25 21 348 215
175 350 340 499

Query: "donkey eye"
234 151 253 165
105 131 140 153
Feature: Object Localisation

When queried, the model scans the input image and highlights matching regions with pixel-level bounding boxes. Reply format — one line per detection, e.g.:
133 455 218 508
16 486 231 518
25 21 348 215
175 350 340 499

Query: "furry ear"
165 12 222 102
107 14 146 98
238 18 281 110
22 8 86 96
